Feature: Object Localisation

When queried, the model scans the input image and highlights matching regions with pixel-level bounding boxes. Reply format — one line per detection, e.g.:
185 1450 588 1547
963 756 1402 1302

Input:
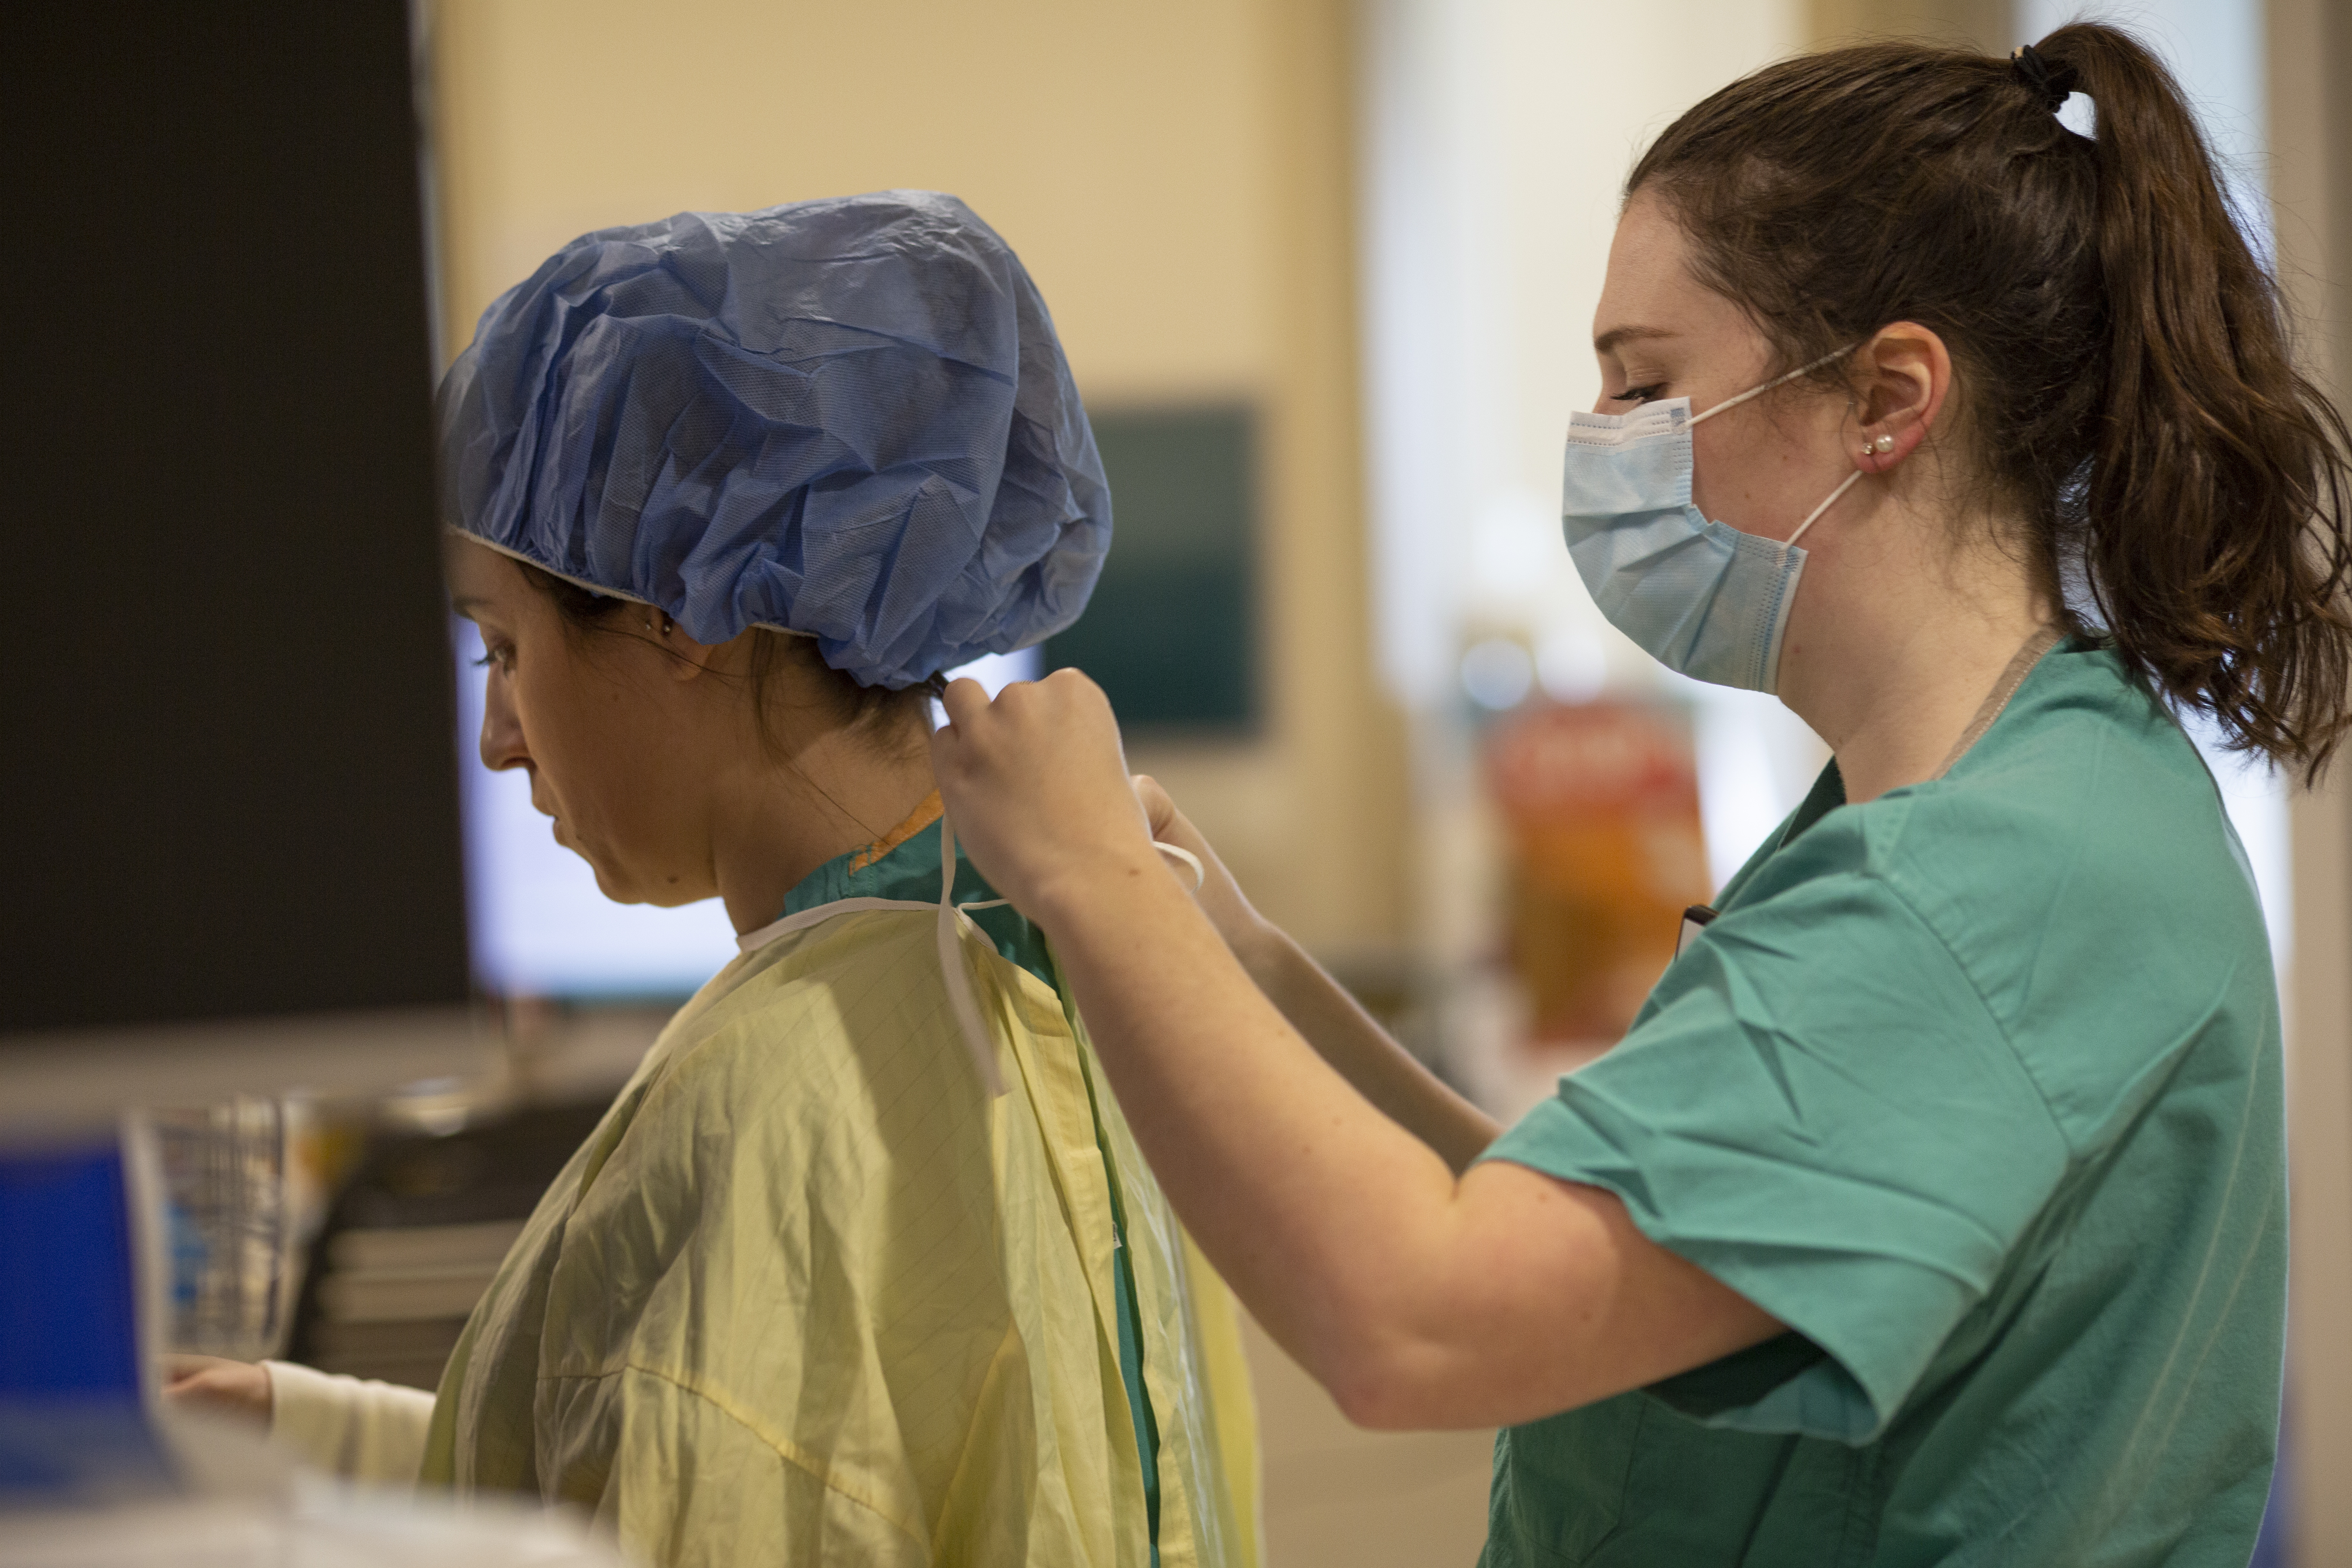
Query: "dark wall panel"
1047 405 1258 733
4 4 469 1033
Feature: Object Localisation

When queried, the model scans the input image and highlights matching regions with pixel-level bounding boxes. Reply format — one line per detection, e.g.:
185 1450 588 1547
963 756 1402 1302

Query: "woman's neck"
1779 494 2058 805
709 725 939 935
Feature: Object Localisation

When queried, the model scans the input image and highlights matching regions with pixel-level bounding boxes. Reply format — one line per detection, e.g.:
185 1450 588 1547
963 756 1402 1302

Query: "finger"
1131 774 1174 835
936 677 993 731
163 1372 232 1405
926 718 970 788
162 1353 229 1387
1163 811 1211 860
1134 780 1210 857
1042 665 1107 705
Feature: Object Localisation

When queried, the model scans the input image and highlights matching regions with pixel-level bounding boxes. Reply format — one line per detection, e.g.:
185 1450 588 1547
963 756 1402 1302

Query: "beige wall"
428 0 1269 398
424 0 1407 958
1806 0 2007 51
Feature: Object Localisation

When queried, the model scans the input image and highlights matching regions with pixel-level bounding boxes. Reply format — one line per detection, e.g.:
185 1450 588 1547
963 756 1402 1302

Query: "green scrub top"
1478 638 2285 1566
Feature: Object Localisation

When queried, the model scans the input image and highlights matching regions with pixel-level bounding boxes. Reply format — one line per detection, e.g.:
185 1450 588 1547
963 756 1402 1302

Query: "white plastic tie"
937 811 1008 1098
1154 841 1206 893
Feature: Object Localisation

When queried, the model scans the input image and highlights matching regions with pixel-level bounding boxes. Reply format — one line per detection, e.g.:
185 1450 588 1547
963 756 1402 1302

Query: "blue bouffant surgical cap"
437 191 1110 689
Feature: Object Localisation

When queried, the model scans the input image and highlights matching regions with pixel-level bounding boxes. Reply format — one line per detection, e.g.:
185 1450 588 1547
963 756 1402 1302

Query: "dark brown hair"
516 561 931 762
1628 22 2352 778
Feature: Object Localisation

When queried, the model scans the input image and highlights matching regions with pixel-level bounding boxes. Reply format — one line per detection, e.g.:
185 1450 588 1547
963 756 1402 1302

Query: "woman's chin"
566 837 697 908
576 853 637 905
586 861 693 909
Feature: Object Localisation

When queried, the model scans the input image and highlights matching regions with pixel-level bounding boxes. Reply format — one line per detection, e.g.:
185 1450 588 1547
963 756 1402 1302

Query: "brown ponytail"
1627 22 2352 779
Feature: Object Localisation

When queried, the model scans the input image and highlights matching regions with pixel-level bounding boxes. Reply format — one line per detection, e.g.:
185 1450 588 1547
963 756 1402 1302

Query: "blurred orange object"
1485 699 1710 1045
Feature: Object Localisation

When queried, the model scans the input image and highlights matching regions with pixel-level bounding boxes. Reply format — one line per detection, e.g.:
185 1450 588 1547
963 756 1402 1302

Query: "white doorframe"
2270 0 2352 1554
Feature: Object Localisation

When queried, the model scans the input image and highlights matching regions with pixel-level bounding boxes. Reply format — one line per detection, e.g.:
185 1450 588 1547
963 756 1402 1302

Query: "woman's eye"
1613 383 1666 404
473 644 515 673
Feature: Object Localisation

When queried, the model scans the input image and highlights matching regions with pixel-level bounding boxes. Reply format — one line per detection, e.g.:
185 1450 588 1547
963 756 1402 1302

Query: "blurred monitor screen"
452 624 1039 1000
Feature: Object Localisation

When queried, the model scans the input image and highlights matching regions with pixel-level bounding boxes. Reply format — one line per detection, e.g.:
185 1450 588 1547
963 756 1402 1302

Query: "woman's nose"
479 669 529 773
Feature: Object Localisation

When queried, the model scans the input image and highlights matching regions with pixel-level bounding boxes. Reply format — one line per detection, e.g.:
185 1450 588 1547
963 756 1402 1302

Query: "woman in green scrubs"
925 23 2352 1566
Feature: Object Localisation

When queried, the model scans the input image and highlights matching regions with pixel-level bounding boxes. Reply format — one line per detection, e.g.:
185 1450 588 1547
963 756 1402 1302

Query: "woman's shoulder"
1753 642 2252 926
647 909 982 1120
1735 641 2277 1139
1882 642 2257 931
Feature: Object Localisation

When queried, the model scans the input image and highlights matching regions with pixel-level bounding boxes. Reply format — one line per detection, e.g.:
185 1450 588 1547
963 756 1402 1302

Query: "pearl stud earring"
1862 434 1894 457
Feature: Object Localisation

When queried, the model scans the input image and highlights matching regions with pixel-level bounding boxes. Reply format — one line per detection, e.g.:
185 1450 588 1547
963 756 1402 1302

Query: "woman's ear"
1851 321 1951 473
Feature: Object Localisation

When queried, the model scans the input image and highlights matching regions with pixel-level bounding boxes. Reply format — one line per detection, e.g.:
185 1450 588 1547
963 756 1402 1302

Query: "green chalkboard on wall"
1047 405 1258 733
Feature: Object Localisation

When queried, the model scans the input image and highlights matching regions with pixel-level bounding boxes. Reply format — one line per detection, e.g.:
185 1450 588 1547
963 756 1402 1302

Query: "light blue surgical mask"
1561 350 1860 693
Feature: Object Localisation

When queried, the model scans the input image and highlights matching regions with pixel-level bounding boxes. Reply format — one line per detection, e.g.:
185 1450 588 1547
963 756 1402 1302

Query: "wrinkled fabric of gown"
417 806 1260 1568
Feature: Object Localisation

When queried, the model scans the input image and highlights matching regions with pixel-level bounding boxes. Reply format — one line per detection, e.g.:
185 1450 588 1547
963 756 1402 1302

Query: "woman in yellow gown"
177 190 1258 1568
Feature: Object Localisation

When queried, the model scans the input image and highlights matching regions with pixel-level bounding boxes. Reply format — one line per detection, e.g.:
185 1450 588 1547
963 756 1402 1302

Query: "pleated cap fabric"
437 191 1110 688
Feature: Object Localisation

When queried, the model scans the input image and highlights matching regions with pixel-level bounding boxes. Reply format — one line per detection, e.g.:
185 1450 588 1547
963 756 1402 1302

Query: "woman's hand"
163 1354 272 1428
932 670 1169 929
1130 773 1276 970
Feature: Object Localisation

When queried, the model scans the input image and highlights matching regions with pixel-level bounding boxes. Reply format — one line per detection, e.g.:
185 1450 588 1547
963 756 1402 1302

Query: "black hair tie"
2009 44 2080 114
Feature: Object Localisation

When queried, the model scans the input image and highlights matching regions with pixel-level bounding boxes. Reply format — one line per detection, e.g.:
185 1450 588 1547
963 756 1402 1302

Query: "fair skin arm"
948 686 1780 1429
932 192 2056 1428
1136 777 1500 1173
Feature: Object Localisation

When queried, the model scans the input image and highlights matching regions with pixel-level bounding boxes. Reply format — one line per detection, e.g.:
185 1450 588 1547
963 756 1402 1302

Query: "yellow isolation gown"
417 799 1260 1568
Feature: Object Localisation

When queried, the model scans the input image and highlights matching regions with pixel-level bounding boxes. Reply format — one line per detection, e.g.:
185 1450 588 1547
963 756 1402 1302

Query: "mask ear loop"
1784 469 1865 548
1686 343 1858 429
1680 342 1866 549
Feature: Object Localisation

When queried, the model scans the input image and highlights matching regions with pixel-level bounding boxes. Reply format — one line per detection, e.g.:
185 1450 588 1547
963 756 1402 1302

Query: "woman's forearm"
934 674 1781 1428
1037 855 1475 1410
1039 863 1774 1429
1132 775 1498 1171
1232 924 1499 1173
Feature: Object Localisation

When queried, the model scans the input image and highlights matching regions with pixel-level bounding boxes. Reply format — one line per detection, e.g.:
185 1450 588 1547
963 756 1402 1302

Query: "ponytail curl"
1628 22 2352 779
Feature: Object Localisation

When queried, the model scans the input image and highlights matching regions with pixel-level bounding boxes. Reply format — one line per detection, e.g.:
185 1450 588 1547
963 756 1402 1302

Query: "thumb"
1131 774 1178 838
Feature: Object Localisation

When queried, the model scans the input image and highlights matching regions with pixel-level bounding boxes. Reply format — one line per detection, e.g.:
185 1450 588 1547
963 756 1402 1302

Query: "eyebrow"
1593 325 1677 356
448 595 489 618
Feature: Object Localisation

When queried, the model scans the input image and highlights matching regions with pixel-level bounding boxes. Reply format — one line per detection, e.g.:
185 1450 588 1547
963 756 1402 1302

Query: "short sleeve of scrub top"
1483 757 2069 1441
